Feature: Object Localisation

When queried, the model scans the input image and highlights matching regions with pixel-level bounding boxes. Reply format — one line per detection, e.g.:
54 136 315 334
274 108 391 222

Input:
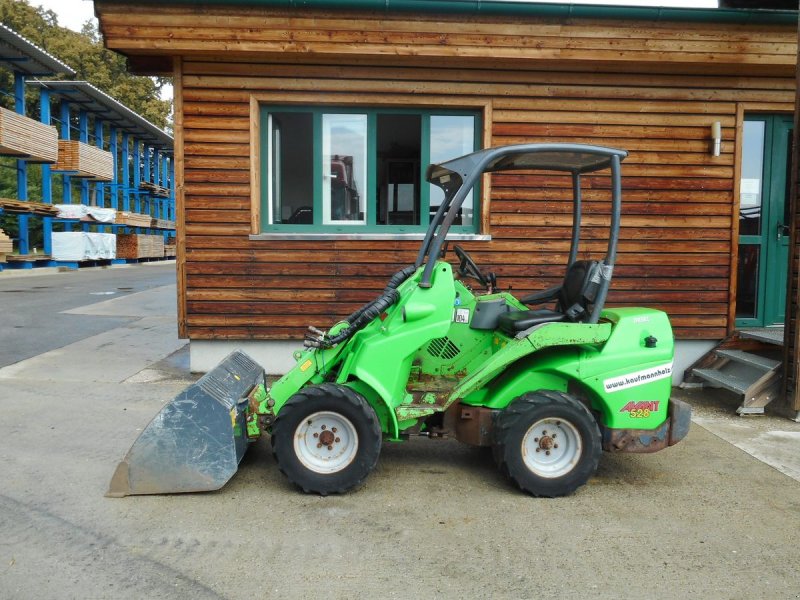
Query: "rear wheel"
271 383 381 495
493 390 601 497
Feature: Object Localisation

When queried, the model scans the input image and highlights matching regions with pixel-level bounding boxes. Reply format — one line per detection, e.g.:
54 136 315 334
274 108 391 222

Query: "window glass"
322 114 367 225
430 115 476 227
377 114 421 226
268 112 313 224
736 244 759 319
261 107 480 232
740 120 765 236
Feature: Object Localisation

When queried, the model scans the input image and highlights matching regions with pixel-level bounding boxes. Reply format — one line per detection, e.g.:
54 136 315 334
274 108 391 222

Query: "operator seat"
497 260 600 335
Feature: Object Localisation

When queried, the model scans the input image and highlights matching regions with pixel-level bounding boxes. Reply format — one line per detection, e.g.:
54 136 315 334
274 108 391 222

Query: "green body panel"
336 261 456 436
449 321 611 406
257 265 674 438
470 307 673 429
574 307 674 429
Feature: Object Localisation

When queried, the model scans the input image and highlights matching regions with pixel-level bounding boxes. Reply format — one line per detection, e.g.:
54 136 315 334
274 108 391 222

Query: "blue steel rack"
0 24 174 271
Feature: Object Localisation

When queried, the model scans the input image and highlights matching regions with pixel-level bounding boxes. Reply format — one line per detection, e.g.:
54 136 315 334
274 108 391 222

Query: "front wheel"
493 390 601 497
271 383 382 495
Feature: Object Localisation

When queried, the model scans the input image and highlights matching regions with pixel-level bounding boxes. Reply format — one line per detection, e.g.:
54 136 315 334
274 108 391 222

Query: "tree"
0 1 172 246
0 0 171 128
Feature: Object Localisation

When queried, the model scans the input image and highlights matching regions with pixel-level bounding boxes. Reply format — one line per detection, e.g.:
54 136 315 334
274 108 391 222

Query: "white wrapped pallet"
52 231 116 261
55 204 89 219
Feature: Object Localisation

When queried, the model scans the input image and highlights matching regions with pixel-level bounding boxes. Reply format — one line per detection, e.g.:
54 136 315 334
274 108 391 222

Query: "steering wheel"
453 245 489 287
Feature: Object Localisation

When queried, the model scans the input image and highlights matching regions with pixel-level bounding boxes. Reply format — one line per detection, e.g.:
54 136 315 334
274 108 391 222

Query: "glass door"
736 114 793 327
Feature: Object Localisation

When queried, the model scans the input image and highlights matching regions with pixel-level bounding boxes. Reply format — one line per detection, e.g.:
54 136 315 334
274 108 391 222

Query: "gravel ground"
1 265 799 599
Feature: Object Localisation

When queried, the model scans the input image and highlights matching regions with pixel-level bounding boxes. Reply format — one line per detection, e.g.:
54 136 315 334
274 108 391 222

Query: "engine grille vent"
427 337 461 361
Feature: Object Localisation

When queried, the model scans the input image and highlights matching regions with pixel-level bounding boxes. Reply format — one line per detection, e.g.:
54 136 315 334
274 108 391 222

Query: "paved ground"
1 265 800 599
0 263 176 367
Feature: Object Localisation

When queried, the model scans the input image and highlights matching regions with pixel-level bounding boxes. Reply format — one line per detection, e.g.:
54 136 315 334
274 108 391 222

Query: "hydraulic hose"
315 264 417 348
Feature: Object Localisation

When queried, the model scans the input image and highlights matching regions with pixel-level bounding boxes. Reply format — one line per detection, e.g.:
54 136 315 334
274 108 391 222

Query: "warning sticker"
453 308 470 324
603 362 673 393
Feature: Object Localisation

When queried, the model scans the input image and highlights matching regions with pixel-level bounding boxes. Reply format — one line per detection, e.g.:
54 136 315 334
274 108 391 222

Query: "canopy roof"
29 80 173 150
0 23 75 77
427 143 627 189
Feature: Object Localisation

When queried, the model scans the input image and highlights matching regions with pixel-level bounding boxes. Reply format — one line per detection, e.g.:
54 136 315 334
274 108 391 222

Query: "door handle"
777 224 790 240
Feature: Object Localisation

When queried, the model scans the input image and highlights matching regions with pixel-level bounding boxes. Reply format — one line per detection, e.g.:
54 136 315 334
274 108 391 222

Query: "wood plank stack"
0 198 59 216
140 181 171 198
6 254 50 263
116 233 165 259
115 211 154 227
0 107 59 163
54 140 114 181
164 243 176 257
151 218 175 229
0 229 12 262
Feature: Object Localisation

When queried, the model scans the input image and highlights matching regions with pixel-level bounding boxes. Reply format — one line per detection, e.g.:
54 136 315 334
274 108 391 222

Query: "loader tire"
271 383 381 495
493 390 600 497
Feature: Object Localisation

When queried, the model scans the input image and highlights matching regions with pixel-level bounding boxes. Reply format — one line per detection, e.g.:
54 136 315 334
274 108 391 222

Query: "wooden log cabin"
93 1 799 412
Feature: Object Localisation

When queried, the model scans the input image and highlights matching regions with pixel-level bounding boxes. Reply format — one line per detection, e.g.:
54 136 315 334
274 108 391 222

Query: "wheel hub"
294 411 359 474
538 434 555 451
521 418 581 479
319 430 335 446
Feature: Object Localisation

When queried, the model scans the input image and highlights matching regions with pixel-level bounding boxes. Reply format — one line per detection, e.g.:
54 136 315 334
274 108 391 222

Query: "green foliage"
0 0 171 128
0 1 172 247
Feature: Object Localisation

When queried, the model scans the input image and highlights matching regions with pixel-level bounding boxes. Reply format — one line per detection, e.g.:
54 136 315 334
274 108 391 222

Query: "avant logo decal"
619 400 661 419
603 362 673 393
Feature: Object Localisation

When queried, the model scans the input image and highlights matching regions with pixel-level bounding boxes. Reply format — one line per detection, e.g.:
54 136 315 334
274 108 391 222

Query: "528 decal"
619 401 660 418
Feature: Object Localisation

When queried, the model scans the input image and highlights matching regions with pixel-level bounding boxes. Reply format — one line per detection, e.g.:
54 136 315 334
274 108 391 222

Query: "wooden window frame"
249 92 492 237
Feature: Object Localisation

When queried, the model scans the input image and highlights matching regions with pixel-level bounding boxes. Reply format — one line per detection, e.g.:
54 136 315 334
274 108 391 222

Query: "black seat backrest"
557 260 600 322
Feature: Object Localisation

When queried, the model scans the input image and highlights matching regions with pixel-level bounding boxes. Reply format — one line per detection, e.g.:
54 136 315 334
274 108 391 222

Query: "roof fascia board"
94 0 798 25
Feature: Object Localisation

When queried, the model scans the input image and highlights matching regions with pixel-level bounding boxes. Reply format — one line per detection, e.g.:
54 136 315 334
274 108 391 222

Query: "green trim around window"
260 105 482 234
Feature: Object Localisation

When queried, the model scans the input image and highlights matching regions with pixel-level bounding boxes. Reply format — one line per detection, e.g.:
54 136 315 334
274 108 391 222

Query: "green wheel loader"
108 143 690 498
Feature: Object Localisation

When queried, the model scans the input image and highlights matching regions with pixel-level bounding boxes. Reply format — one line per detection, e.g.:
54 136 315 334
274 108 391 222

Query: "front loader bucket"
107 350 265 497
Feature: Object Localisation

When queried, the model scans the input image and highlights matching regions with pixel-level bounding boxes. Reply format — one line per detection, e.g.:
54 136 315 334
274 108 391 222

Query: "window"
261 106 481 233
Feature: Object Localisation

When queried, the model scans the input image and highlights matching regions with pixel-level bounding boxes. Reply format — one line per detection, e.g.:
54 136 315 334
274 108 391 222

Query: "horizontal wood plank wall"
98 5 797 75
96 5 797 341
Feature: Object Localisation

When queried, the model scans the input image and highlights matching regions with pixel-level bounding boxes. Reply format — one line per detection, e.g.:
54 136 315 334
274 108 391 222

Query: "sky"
33 0 719 32
34 0 97 33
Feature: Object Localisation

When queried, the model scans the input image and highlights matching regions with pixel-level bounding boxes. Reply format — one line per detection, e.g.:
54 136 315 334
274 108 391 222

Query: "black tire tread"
270 383 381 495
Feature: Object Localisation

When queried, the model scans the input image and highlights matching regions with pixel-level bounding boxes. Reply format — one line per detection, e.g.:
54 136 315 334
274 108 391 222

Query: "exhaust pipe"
107 351 265 497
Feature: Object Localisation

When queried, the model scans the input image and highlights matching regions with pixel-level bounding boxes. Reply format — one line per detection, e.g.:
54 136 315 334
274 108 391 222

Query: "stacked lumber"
164 243 176 257
116 233 165 259
54 140 113 181
0 107 58 163
6 254 50 263
140 181 171 198
115 211 154 227
0 229 12 262
151 218 175 229
0 198 59 216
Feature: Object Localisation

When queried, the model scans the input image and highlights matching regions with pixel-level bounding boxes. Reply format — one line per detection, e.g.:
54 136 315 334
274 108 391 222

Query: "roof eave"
93 0 799 26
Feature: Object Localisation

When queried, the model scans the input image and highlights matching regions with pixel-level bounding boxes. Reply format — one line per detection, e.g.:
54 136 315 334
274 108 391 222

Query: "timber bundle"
54 140 114 181
0 229 12 261
0 198 59 215
116 233 165 259
0 107 58 163
139 181 171 198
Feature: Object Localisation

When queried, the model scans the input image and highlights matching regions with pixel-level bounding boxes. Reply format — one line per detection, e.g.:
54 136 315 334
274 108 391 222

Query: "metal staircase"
688 328 784 415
